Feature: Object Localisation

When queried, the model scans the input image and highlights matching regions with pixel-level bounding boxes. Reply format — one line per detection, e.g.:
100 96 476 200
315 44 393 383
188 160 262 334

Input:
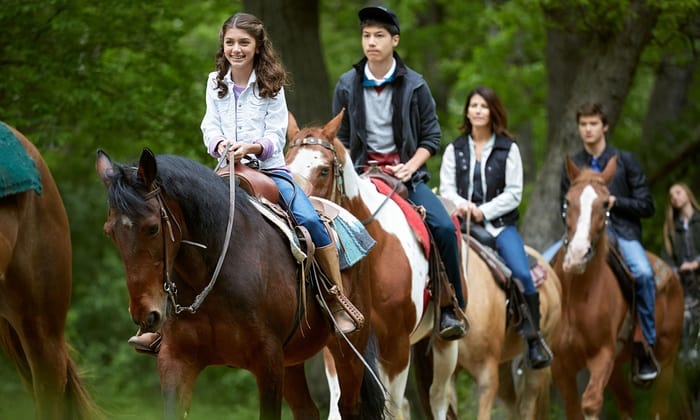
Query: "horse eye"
148 224 160 236
320 167 330 177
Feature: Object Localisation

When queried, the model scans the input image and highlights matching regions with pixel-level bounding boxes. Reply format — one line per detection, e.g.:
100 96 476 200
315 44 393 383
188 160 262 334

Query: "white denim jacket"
200 69 288 170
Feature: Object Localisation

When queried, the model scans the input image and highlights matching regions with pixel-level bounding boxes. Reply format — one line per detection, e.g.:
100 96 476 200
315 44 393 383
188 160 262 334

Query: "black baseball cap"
358 6 400 34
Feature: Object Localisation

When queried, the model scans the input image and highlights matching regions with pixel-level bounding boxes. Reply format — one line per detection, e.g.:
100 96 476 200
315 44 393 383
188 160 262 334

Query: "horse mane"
106 154 254 249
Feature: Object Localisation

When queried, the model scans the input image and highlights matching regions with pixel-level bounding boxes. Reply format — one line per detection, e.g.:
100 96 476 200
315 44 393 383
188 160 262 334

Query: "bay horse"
412 236 562 419
286 111 459 419
551 155 683 419
95 148 384 419
0 122 99 419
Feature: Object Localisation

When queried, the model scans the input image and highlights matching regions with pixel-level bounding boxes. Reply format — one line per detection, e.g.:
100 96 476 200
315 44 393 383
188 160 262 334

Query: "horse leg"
473 357 500 420
322 348 342 420
497 361 517 418
324 338 368 420
650 352 677 419
581 349 615 418
375 331 410 419
158 354 202 420
552 359 583 420
429 340 458 419
283 363 320 420
606 362 633 418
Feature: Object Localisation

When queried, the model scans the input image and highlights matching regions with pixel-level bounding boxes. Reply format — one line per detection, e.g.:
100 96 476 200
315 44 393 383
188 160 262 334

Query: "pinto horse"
412 236 562 419
551 156 683 419
95 149 384 420
286 111 459 418
0 123 99 419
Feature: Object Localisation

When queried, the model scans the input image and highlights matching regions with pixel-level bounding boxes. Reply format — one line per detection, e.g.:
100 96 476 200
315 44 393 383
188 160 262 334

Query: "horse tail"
0 319 32 388
65 347 104 420
360 331 388 419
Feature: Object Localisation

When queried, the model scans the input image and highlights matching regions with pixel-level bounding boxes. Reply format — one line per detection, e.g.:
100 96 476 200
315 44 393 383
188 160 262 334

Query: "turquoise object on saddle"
332 216 376 270
0 122 42 198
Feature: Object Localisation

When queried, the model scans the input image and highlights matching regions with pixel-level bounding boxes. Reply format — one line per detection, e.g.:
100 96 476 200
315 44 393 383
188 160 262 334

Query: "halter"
288 137 346 203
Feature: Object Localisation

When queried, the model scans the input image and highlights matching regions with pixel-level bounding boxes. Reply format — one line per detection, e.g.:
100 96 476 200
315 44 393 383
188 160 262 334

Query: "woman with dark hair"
439 86 552 369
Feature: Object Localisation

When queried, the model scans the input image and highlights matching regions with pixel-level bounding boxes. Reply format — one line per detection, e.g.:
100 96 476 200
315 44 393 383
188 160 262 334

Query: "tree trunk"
521 2 661 249
245 0 331 124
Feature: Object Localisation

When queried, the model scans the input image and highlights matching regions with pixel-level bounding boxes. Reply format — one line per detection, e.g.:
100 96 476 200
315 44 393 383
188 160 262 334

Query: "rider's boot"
128 330 162 355
316 243 364 335
523 292 553 369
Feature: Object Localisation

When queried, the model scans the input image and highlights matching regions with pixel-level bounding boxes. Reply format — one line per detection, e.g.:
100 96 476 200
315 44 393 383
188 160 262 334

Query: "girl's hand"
386 162 414 182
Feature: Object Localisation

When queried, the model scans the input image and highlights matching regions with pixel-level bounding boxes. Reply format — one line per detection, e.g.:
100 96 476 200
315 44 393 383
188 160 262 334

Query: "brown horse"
0 122 99 419
95 149 384 419
413 239 561 419
551 156 683 419
286 111 459 418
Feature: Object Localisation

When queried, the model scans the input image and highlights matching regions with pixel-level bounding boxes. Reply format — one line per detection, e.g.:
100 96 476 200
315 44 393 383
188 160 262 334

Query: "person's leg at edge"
409 183 466 340
274 170 364 334
497 226 552 368
618 236 658 380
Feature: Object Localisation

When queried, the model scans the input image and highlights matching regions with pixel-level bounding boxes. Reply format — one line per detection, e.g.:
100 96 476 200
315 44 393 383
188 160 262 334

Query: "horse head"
96 148 179 334
286 109 351 203
561 155 616 273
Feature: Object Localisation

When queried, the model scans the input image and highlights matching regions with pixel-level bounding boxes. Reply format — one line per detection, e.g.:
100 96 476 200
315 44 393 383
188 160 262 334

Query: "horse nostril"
146 311 161 330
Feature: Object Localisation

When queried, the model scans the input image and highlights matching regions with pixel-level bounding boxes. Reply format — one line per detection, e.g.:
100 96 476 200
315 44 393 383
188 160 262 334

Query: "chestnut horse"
95 149 384 419
0 122 99 419
551 156 683 419
412 237 561 420
286 111 459 419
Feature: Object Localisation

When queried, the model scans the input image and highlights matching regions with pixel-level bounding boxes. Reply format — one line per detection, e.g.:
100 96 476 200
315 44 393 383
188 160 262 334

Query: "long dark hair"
213 12 288 99
459 86 513 138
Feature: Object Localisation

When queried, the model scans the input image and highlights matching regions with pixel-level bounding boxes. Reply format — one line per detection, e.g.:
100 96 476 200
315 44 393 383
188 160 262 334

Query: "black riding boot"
523 292 553 369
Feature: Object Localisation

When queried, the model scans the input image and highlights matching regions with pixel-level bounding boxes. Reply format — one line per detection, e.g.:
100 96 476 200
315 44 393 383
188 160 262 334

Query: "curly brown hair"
213 13 288 99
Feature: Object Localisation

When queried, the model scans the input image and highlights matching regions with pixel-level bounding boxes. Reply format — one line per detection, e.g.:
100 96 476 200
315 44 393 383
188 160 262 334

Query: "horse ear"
601 155 617 184
564 155 580 182
96 149 115 188
322 108 346 140
287 111 300 142
137 148 158 189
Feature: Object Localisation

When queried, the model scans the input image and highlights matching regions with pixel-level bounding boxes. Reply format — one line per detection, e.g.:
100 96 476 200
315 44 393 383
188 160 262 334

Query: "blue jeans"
408 182 465 309
615 234 656 346
542 240 563 264
496 226 536 295
270 170 331 247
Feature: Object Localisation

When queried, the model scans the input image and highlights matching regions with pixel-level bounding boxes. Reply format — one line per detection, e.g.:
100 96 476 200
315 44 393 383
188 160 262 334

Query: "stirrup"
328 286 365 334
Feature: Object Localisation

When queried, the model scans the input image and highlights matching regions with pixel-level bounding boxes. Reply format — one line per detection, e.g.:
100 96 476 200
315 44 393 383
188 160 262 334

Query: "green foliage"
1 0 700 416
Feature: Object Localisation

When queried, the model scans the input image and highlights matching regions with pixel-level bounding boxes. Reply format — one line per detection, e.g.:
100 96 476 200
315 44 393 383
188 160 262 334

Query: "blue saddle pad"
0 122 42 198
331 215 376 270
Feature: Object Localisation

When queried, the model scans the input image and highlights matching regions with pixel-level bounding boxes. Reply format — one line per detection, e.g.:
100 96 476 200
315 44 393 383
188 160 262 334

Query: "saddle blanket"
369 177 430 258
0 122 42 198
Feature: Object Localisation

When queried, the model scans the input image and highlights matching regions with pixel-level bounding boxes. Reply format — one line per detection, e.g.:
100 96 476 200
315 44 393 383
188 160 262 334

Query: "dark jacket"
332 52 440 187
662 210 700 271
453 134 519 227
561 144 654 241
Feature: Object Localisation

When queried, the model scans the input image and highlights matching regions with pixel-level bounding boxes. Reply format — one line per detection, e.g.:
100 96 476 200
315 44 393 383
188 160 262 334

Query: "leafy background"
1 0 699 418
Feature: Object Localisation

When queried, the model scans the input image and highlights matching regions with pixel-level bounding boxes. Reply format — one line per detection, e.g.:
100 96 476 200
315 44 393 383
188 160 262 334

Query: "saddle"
216 161 280 203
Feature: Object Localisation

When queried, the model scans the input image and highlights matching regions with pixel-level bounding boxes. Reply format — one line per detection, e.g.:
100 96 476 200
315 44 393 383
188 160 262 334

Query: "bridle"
288 136 346 203
140 162 235 315
560 179 611 256
288 136 403 225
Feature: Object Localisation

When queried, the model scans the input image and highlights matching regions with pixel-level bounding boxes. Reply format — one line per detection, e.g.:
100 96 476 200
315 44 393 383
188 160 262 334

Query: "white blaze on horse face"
286 148 324 185
563 185 597 272
119 214 134 228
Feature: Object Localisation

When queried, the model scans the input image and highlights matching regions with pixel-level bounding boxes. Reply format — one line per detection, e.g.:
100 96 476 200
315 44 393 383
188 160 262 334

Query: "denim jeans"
496 226 536 295
270 170 332 247
615 235 656 346
408 182 465 309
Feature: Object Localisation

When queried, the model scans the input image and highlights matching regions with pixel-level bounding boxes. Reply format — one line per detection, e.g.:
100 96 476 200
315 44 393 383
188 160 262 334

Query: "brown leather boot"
315 244 364 334
128 331 162 355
